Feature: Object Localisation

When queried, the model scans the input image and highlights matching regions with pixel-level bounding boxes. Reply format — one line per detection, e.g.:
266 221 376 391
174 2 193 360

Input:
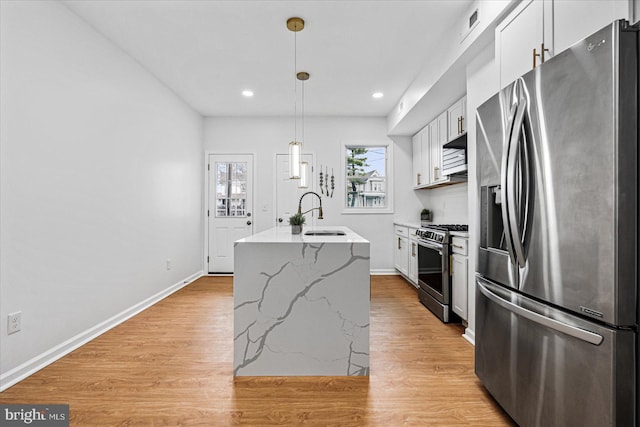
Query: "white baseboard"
463 327 475 346
206 271 400 277
0 271 204 392
370 269 398 275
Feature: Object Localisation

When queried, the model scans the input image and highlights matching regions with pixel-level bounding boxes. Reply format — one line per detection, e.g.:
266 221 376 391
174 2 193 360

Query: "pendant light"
298 71 310 188
287 17 304 179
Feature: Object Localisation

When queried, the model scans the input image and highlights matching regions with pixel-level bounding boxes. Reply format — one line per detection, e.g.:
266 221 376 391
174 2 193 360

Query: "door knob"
246 220 252 225
278 218 283 223
247 212 251 217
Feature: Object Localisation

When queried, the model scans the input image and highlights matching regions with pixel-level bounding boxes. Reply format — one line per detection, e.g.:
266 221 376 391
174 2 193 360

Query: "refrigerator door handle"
477 279 604 346
506 92 529 268
501 102 519 266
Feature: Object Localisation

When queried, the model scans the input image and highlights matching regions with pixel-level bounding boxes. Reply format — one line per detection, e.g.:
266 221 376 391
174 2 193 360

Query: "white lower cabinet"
451 254 468 320
393 225 409 276
451 236 469 320
393 224 418 286
408 237 418 286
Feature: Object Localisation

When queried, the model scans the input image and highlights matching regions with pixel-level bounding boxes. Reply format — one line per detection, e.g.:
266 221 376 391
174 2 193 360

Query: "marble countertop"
393 221 421 229
236 226 369 244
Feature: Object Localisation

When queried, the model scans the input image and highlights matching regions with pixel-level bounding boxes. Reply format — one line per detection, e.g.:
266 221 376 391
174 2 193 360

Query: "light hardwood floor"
0 275 515 426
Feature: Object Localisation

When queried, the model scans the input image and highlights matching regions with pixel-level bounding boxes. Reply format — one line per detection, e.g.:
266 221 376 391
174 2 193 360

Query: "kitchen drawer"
451 237 468 255
408 227 418 240
394 225 409 237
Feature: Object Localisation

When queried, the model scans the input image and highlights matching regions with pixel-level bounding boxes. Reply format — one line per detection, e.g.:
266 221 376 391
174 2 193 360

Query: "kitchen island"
233 226 370 376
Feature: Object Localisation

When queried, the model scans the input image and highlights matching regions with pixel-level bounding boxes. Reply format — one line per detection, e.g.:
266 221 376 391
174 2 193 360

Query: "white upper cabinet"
553 1 630 54
496 0 552 89
411 101 467 190
431 114 448 184
412 126 431 188
412 133 423 187
429 118 443 184
497 0 630 89
446 96 466 142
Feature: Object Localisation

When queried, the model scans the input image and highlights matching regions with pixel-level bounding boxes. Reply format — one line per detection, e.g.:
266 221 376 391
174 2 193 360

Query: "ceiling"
63 0 473 117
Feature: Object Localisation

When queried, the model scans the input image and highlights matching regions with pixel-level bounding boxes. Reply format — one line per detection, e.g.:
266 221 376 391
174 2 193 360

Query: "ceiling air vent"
469 9 478 28
460 8 479 44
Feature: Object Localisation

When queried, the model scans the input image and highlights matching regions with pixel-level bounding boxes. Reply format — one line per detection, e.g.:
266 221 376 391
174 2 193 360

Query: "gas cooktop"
416 224 468 243
423 224 468 232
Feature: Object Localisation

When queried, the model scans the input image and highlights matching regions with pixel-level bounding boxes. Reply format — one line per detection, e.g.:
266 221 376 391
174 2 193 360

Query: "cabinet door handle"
533 48 541 68
540 43 550 63
398 237 401 249
457 117 461 134
412 242 416 256
459 116 464 134
433 166 439 181
417 173 421 185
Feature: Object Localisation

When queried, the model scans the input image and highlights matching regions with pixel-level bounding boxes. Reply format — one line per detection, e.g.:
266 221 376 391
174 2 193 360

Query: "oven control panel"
416 228 446 243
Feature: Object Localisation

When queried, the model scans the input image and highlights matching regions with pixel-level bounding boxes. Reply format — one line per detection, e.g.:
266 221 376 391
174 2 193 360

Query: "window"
215 161 247 217
342 143 393 214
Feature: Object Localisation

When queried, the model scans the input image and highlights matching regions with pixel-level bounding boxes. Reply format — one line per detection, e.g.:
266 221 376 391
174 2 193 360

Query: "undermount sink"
304 230 346 236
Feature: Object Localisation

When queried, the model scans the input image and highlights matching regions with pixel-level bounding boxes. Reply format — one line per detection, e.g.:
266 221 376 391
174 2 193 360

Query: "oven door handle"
417 241 443 254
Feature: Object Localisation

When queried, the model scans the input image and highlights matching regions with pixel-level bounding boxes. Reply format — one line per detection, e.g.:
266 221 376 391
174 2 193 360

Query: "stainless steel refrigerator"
475 20 639 426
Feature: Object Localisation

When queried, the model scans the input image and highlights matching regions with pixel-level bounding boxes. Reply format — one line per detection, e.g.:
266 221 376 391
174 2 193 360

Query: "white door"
275 153 314 226
208 154 253 273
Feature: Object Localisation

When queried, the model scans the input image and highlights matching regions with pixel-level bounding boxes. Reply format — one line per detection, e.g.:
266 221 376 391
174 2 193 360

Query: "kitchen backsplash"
416 183 468 224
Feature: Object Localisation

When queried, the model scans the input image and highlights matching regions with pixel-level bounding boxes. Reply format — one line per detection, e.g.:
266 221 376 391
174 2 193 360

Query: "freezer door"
476 21 638 326
475 276 635 427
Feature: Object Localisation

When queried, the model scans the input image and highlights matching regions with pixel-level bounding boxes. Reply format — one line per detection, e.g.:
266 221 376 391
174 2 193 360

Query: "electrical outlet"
7 312 21 335
166 259 171 271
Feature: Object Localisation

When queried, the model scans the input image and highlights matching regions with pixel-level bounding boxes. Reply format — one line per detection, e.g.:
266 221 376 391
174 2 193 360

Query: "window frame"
341 142 394 214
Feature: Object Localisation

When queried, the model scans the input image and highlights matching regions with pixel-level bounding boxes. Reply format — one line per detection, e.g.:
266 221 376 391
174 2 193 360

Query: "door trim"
204 152 256 274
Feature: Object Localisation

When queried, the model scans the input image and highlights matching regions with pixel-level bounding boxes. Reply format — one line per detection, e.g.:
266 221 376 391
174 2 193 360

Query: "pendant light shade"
289 141 302 179
298 162 309 188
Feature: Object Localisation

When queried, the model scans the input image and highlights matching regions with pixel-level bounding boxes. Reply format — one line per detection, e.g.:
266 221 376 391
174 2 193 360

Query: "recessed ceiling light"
372 92 384 99
242 90 254 97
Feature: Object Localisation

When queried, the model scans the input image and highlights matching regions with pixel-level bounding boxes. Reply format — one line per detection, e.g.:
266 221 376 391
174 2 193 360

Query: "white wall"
0 1 204 386
204 117 406 272
391 135 426 225
464 38 500 343
387 0 516 135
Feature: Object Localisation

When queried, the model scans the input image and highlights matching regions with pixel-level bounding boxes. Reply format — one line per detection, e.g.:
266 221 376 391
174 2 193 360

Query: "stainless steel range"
415 224 467 323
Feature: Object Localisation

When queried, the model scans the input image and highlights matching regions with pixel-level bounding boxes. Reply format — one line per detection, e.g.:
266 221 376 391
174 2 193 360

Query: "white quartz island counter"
233 226 370 376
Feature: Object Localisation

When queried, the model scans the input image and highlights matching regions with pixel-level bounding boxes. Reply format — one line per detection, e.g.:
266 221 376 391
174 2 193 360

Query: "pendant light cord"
301 75 304 145
293 29 297 143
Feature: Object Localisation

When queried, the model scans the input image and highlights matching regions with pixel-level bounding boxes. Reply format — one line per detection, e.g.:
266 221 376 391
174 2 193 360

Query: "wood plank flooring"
0 275 515 426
